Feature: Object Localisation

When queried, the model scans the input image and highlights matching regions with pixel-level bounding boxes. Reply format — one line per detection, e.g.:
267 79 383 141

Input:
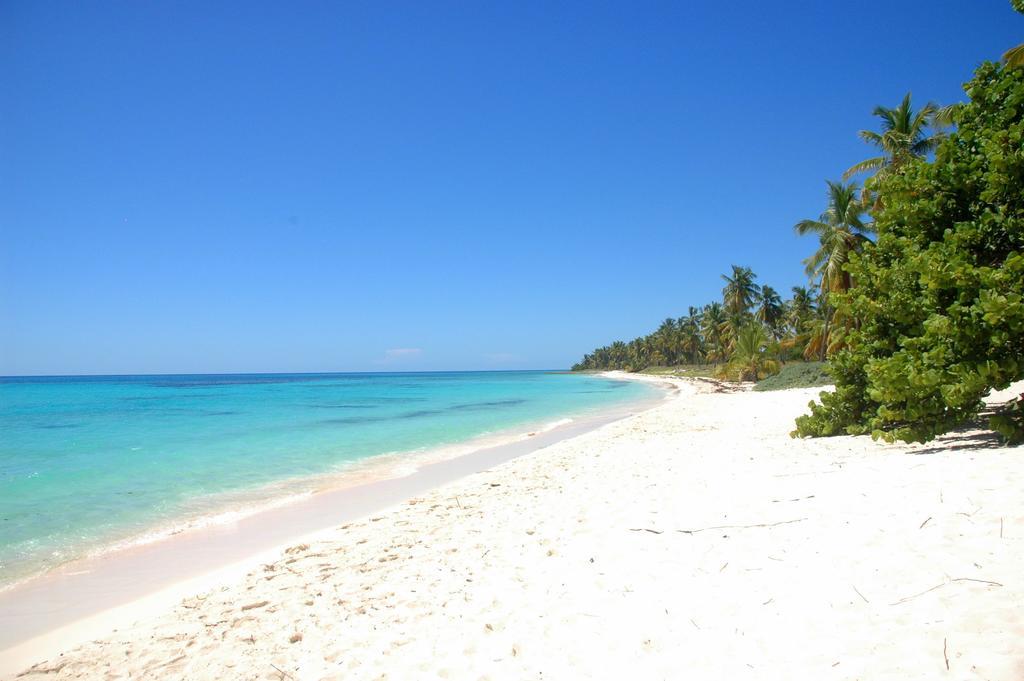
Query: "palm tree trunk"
820 316 830 362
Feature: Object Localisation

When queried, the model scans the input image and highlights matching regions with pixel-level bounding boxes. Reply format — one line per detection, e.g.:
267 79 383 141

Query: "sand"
5 374 1023 680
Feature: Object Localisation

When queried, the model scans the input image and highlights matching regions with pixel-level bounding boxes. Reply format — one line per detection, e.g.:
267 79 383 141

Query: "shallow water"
0 371 655 587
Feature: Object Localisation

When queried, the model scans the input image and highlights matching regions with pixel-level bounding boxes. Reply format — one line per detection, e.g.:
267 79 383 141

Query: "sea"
0 370 658 589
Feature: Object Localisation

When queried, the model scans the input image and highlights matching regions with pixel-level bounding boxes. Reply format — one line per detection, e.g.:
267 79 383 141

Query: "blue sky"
2 1 1020 375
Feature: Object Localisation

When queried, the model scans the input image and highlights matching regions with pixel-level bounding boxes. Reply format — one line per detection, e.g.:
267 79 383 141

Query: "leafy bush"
794 61 1024 443
754 362 831 392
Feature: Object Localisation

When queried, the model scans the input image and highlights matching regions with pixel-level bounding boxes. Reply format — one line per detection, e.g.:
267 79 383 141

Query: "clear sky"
2 1 1021 375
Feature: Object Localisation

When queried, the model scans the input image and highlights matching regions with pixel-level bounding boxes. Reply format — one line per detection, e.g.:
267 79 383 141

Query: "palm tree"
700 302 728 364
795 180 874 297
654 318 678 365
756 285 785 339
678 308 704 364
722 309 750 351
609 340 628 369
802 307 849 362
721 265 760 316
843 93 943 180
720 324 781 382
786 286 816 335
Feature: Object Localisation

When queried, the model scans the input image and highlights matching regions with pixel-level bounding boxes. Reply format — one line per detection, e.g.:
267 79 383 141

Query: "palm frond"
794 219 828 236
857 130 885 148
911 136 942 157
933 103 961 128
1004 43 1024 69
842 156 886 180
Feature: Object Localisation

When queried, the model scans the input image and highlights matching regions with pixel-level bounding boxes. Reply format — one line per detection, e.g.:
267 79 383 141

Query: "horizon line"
0 368 571 380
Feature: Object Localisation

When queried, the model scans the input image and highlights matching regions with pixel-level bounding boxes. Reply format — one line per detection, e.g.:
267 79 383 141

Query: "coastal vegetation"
794 57 1024 444
575 3 1024 443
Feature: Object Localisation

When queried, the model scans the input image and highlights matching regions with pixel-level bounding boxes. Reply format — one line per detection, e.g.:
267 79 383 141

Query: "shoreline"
0 372 674 674
0 374 662 596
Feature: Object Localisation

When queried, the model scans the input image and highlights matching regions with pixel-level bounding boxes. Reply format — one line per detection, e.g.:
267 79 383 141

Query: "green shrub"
754 362 832 392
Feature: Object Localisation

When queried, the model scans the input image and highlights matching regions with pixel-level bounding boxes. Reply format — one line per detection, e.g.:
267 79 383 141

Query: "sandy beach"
5 374 1024 680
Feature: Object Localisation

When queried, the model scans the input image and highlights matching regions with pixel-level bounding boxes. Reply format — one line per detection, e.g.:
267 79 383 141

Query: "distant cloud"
375 348 423 364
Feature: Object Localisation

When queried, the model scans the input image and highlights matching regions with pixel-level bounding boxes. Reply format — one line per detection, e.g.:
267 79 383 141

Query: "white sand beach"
5 374 1024 680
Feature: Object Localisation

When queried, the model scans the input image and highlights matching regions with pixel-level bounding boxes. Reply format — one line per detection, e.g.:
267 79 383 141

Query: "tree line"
570 268 821 381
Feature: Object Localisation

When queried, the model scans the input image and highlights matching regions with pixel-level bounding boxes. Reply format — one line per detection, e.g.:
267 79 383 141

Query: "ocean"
0 370 657 589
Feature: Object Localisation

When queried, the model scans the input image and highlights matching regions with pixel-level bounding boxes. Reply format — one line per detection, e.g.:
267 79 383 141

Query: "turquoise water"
0 371 655 588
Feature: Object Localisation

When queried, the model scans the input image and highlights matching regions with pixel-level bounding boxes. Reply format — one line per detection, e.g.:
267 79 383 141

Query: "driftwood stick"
890 583 947 605
271 663 294 680
890 577 1003 605
951 577 1003 587
676 518 807 534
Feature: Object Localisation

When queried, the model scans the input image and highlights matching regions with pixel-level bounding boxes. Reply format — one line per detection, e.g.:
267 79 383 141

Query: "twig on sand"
852 585 869 603
952 577 1003 587
771 495 815 503
676 518 807 534
891 583 946 605
919 516 932 529
943 637 950 670
629 528 664 534
453 496 462 509
889 577 1003 605
271 663 294 680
